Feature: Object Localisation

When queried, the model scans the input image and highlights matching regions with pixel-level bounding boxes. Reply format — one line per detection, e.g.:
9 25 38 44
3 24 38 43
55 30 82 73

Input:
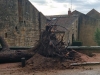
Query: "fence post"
21 57 25 67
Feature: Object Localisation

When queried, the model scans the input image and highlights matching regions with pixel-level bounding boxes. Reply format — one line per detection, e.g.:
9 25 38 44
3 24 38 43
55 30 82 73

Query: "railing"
67 46 100 50
0 46 33 50
0 46 100 50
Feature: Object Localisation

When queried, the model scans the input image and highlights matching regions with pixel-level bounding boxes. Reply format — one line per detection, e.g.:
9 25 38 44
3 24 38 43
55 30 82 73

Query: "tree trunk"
0 36 9 51
0 36 35 62
0 50 35 62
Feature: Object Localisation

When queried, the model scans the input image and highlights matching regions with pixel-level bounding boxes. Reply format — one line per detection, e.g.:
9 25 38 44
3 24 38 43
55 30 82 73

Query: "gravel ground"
0 63 100 75
0 53 100 75
31 65 100 75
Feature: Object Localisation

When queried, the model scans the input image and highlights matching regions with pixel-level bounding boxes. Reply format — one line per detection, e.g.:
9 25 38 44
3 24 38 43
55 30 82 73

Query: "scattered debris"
70 62 100 66
26 26 83 70
0 25 96 70
30 25 80 59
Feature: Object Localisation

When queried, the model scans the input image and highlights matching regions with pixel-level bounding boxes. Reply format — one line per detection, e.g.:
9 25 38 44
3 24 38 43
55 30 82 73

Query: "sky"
29 0 100 15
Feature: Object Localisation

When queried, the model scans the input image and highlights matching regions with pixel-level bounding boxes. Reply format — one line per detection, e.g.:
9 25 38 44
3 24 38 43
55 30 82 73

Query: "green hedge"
72 41 82 46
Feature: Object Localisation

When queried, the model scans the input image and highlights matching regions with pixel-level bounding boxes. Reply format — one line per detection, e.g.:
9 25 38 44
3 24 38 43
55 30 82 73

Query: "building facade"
46 13 79 45
0 0 46 47
68 9 100 46
0 0 100 46
47 9 100 46
74 9 100 46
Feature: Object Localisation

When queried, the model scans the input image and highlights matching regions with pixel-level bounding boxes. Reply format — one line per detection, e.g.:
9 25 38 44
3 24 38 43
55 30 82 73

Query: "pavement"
33 65 100 75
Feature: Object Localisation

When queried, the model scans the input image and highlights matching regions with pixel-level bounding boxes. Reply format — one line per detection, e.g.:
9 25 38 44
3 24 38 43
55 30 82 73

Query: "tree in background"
94 28 100 45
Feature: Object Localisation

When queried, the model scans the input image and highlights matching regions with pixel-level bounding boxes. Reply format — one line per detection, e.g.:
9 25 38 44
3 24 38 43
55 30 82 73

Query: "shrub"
94 28 100 45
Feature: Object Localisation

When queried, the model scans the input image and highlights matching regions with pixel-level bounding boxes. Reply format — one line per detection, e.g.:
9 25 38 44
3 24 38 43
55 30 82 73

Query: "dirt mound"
26 52 83 70
77 52 100 62
25 28 90 70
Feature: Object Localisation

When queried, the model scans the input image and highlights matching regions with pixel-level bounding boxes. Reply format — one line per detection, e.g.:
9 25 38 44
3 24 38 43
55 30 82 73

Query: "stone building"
0 0 46 47
46 9 100 46
46 9 79 45
73 9 100 46
0 0 100 46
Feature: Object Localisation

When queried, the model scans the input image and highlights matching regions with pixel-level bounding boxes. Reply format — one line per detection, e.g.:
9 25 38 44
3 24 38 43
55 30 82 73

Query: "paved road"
0 63 100 75
33 65 100 75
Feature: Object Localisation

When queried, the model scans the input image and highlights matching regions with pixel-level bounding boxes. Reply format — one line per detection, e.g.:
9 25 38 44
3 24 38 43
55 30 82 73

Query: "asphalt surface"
0 63 100 75
33 65 100 75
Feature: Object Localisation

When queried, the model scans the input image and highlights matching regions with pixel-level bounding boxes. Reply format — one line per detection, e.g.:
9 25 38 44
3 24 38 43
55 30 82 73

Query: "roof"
46 15 68 20
86 9 100 19
46 10 83 31
71 10 85 16
47 16 77 31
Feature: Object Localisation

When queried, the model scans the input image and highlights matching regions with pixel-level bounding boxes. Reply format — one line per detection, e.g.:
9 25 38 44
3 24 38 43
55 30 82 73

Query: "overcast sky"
29 0 100 15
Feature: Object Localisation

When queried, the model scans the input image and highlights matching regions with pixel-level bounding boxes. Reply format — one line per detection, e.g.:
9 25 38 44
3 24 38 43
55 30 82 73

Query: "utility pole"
71 0 72 11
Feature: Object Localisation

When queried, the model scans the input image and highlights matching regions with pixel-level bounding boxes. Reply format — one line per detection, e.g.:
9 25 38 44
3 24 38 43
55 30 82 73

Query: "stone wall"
0 0 19 46
68 18 78 45
0 0 46 47
78 15 98 46
59 17 79 45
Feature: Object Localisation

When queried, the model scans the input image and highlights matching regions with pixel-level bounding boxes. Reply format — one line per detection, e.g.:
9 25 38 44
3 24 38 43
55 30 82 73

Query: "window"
52 18 56 20
15 26 18 31
72 34 74 43
5 33 7 38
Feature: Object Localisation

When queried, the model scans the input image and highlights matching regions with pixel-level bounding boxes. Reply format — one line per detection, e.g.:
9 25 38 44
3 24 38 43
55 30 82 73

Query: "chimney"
68 8 71 16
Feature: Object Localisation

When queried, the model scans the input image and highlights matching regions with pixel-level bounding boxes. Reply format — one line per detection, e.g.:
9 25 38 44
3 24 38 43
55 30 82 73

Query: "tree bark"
0 36 35 62
0 50 35 62
0 36 9 51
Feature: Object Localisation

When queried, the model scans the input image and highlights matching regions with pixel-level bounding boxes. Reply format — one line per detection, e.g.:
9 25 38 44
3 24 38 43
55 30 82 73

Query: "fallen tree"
0 36 9 51
31 26 77 58
26 25 82 70
0 36 35 62
0 25 81 63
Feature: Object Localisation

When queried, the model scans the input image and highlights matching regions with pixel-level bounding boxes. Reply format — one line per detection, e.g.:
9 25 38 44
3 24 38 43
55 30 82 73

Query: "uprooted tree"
0 25 80 63
0 36 35 62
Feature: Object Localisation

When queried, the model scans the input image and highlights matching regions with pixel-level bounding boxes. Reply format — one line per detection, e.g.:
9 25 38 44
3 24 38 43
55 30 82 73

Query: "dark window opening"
5 33 7 38
15 26 18 31
24 21 26 23
72 34 74 43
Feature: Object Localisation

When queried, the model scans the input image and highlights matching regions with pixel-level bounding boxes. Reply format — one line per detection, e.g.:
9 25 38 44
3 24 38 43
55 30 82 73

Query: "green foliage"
94 28 100 45
72 41 82 46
